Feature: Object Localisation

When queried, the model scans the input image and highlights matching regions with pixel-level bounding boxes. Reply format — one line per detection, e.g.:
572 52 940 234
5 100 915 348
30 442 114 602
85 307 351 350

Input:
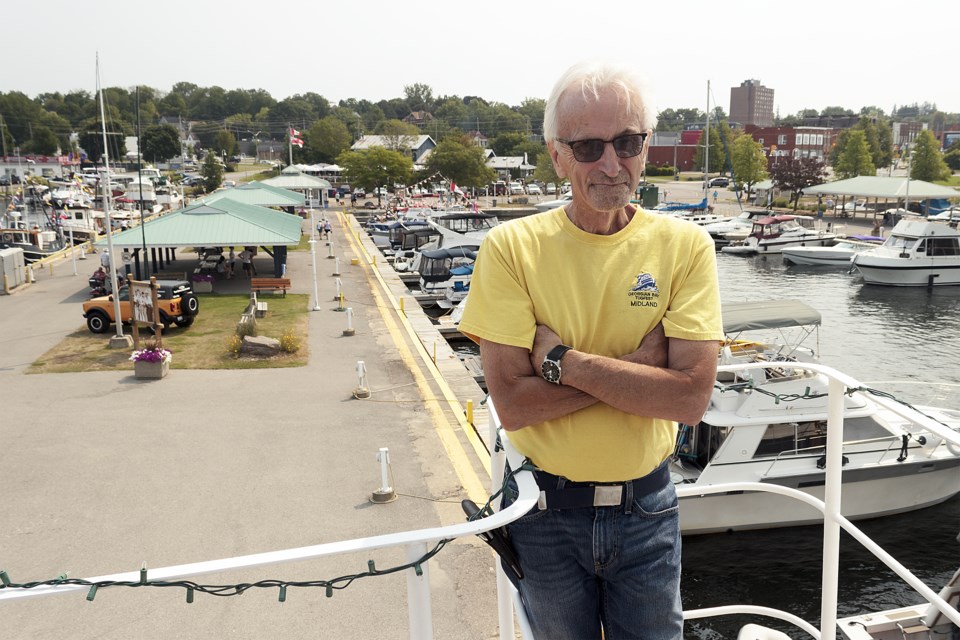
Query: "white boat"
838 558 960 639
417 246 477 299
671 299 960 535
721 214 836 255
781 235 883 266
851 219 960 286
705 209 775 248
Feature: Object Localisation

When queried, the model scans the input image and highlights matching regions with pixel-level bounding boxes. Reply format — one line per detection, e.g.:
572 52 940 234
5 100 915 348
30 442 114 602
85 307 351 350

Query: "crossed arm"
479 323 719 431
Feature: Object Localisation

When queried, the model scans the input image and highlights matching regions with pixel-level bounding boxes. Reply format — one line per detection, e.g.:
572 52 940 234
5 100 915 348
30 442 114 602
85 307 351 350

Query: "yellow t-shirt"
458 207 722 482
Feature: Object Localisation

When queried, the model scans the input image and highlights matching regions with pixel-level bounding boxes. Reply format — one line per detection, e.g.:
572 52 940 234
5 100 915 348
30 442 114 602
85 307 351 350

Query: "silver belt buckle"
593 485 623 507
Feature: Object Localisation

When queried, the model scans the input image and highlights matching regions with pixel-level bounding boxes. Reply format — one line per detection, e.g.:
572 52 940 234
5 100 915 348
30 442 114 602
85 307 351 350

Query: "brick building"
744 125 836 162
730 80 774 127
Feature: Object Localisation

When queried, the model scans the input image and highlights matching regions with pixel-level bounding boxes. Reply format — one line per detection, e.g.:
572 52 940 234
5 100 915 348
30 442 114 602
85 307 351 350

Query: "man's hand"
529 324 563 374
621 322 668 368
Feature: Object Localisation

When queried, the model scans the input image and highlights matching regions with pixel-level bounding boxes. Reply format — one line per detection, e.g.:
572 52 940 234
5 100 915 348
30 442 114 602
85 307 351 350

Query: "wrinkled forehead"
555 85 646 136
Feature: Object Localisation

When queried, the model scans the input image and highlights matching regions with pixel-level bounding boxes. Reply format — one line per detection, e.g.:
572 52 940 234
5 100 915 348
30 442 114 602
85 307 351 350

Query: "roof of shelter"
93 200 303 249
261 170 332 191
200 182 305 208
802 176 959 199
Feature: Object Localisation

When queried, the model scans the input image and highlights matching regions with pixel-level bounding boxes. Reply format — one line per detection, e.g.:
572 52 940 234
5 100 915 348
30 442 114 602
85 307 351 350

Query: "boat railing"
2 362 958 640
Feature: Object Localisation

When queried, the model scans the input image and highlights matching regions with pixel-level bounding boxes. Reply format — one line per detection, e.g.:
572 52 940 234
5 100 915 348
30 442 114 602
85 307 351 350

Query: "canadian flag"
291 137 304 148
289 127 300 137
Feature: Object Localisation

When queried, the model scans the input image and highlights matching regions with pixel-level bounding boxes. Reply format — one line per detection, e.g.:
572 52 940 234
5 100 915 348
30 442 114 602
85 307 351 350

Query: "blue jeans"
503 463 683 640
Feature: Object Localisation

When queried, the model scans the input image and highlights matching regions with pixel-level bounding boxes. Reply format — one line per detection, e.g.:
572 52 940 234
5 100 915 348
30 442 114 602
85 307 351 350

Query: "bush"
772 198 790 208
279 329 301 354
644 164 676 177
226 334 243 356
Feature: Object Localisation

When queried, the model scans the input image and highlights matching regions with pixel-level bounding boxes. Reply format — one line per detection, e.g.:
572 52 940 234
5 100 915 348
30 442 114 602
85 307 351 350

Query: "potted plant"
130 339 172 379
191 273 214 293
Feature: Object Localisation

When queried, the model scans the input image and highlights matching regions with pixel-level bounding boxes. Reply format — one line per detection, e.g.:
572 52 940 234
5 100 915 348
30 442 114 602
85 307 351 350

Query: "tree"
404 83 434 112
730 135 768 194
336 147 412 204
211 129 238 159
532 149 561 186
306 116 352 163
141 124 181 163
24 126 60 155
200 151 224 193
693 125 727 174
424 136 496 190
909 129 950 182
78 116 128 164
769 157 827 210
833 129 875 178
944 147 960 171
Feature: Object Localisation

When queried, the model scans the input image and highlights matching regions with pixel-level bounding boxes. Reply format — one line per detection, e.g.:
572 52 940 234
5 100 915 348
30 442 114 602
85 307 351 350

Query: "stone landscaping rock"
241 335 281 357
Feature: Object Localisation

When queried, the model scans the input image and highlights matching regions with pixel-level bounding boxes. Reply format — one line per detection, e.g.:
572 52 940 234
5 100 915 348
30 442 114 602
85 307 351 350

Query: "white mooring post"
353 360 370 399
370 447 396 503
343 307 355 336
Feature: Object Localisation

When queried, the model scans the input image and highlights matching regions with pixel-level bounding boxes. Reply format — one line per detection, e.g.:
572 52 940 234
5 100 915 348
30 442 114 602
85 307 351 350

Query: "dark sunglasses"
555 132 648 163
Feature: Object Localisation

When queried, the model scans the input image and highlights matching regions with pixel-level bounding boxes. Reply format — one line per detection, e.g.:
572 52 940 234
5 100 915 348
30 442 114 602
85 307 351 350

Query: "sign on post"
129 278 161 348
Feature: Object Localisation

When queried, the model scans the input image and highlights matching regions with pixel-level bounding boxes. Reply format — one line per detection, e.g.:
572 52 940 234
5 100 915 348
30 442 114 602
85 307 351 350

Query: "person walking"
459 61 723 640
238 249 253 277
323 219 332 241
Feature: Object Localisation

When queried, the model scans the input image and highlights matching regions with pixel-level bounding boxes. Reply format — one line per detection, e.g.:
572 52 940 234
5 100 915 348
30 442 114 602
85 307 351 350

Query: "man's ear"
548 141 567 179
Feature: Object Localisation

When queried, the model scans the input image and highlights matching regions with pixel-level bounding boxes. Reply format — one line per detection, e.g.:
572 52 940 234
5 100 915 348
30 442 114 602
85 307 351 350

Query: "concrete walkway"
0 210 500 639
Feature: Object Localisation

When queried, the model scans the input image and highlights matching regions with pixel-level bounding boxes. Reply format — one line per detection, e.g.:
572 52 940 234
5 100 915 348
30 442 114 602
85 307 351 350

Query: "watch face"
541 360 561 384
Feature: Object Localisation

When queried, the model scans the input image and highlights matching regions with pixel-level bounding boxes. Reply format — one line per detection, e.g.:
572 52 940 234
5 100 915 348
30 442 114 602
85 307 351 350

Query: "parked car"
708 177 730 188
526 184 542 195
508 182 524 195
83 280 199 334
545 183 557 194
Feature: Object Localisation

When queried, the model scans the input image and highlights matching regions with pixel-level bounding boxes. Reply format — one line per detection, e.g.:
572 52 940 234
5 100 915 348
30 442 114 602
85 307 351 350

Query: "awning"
722 299 821 333
802 176 959 199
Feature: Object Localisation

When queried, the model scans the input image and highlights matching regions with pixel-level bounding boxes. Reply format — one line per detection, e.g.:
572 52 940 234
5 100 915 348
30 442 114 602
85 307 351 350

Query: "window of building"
795 134 802 145
758 138 764 145
778 134 787 145
816 135 824 146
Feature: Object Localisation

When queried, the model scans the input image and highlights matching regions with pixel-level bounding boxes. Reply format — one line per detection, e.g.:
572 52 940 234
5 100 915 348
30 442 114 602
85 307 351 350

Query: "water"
683 254 960 638
442 253 960 637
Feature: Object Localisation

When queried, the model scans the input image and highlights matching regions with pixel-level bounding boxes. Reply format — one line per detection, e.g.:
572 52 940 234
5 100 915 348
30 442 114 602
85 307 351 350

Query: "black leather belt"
534 462 670 510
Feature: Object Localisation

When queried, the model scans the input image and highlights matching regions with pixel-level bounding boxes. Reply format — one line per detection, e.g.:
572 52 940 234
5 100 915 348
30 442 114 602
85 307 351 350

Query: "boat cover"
721 299 821 332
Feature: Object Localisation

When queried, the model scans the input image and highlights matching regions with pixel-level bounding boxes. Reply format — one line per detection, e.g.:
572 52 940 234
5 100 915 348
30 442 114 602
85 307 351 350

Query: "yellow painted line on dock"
338 212 490 503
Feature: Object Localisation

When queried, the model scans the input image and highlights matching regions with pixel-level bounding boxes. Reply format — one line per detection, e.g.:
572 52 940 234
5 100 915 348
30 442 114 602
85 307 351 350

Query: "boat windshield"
884 235 917 250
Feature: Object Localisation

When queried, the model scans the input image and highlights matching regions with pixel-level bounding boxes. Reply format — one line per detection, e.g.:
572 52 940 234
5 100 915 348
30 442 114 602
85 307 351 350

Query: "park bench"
250 277 291 297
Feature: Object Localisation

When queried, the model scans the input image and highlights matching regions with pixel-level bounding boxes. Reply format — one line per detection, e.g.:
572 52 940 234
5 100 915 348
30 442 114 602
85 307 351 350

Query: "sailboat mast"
97 53 125 339
704 80 710 189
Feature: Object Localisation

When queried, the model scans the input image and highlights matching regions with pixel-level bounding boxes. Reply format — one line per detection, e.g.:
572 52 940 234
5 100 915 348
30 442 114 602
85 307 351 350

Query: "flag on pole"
291 136 304 148
290 127 301 137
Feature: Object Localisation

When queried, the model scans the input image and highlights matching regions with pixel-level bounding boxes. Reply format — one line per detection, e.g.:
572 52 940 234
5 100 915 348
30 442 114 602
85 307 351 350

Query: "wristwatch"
541 344 573 385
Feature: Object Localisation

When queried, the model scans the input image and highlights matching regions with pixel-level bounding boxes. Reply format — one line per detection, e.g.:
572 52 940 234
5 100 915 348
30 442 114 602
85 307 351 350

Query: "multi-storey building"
730 80 775 127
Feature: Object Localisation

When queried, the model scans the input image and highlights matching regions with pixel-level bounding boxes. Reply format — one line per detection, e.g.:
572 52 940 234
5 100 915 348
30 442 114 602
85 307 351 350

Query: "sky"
3 0 956 120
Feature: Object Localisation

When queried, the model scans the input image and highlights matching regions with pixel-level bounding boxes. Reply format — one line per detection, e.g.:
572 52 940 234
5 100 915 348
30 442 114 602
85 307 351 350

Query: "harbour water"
444 250 960 637
684 253 960 638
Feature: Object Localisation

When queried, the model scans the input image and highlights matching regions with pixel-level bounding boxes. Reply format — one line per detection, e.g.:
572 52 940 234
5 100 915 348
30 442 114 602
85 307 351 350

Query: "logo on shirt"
629 272 660 308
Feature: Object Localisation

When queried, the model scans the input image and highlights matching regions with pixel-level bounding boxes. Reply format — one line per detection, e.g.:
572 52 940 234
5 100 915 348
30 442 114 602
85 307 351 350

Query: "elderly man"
458 62 722 639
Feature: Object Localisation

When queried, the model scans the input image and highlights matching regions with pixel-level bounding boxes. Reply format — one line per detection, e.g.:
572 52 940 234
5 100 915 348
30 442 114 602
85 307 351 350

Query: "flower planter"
134 359 169 379
192 281 213 293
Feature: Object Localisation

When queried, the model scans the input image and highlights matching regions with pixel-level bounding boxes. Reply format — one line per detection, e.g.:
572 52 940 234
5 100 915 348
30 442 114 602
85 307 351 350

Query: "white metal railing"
2 362 958 640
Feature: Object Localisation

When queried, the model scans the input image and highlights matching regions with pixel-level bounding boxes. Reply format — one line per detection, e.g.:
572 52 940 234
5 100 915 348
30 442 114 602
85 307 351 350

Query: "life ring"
2 233 14 243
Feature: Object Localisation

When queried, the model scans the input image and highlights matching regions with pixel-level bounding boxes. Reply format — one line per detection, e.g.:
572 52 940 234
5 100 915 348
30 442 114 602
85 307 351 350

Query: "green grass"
28 294 310 374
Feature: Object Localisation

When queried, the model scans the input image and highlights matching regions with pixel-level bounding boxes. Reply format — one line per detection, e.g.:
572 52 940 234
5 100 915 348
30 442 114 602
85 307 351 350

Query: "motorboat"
417 246 477 299
781 234 884 266
0 227 67 263
670 299 960 535
721 214 836 255
427 210 499 249
704 209 774 248
851 219 960 286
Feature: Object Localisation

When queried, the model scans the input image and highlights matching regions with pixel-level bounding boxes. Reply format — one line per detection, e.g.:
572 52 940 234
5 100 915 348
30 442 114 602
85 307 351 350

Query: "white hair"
543 61 656 141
